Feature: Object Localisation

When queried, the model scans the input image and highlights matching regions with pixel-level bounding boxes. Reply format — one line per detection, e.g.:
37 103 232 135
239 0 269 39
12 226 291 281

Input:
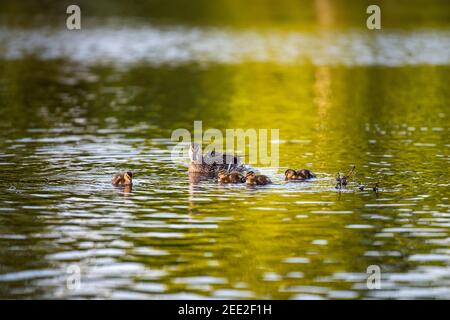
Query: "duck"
112 171 133 186
245 171 272 185
285 168 316 181
188 142 245 175
217 169 245 183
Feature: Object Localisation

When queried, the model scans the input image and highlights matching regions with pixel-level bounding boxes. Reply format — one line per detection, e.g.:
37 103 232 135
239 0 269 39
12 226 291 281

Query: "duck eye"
127 172 133 178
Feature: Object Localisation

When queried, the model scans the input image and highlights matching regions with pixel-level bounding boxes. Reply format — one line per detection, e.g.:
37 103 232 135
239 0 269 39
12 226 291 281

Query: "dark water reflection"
0 57 449 299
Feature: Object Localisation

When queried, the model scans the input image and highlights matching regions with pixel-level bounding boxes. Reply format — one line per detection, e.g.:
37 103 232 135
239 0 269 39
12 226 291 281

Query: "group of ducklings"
335 165 380 192
217 168 316 185
111 144 378 191
111 168 315 187
111 143 318 187
217 169 273 185
111 167 382 191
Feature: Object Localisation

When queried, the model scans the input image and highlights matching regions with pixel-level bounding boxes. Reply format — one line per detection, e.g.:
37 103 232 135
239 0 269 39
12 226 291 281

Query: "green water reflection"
0 0 449 300
0 57 448 298
1 0 450 29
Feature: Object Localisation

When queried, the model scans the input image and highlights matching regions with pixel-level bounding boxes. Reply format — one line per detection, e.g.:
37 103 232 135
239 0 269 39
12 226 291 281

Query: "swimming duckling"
285 169 298 180
335 165 356 189
296 169 316 179
285 168 316 180
245 171 272 185
188 142 245 174
112 171 133 186
373 182 379 193
217 169 229 183
217 169 245 184
359 182 380 193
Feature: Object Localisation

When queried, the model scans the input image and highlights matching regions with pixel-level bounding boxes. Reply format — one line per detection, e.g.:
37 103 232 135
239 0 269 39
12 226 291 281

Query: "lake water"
0 21 449 299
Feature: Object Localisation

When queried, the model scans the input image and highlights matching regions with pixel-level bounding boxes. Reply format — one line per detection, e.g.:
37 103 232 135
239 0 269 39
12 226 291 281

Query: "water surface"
0 21 449 299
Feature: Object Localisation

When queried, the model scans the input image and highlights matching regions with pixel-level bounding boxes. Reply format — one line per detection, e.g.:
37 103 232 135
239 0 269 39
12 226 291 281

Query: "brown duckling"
297 169 316 179
285 169 298 180
245 171 272 185
217 169 229 183
217 169 245 183
229 171 245 183
112 171 133 186
285 168 316 180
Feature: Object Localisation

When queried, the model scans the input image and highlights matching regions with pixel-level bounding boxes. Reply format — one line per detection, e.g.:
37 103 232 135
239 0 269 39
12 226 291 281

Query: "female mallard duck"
245 171 272 185
285 169 316 181
112 171 133 186
217 169 245 183
188 142 245 175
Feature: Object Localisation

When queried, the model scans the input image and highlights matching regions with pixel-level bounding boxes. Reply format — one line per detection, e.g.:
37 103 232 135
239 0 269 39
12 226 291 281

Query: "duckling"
112 171 133 186
188 142 245 174
359 182 380 193
217 169 230 183
217 169 245 184
335 165 356 189
245 171 272 185
296 169 316 179
229 171 245 183
285 168 316 180
285 169 298 180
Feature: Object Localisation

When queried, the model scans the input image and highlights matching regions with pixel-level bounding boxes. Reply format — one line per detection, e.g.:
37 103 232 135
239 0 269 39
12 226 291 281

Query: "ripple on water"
0 64 448 300
173 276 228 285
0 269 62 282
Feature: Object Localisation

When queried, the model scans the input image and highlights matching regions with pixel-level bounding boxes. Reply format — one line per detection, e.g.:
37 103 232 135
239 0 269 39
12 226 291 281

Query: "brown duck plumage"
112 171 133 186
188 142 245 175
245 171 272 185
217 169 245 183
285 168 316 181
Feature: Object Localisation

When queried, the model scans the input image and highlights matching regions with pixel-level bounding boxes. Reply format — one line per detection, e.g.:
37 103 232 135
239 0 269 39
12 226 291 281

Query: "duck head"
245 171 255 178
245 171 256 184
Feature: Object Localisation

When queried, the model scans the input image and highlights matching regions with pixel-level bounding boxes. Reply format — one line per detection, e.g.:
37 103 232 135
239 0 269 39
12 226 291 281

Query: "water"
1 26 449 66
0 20 449 299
